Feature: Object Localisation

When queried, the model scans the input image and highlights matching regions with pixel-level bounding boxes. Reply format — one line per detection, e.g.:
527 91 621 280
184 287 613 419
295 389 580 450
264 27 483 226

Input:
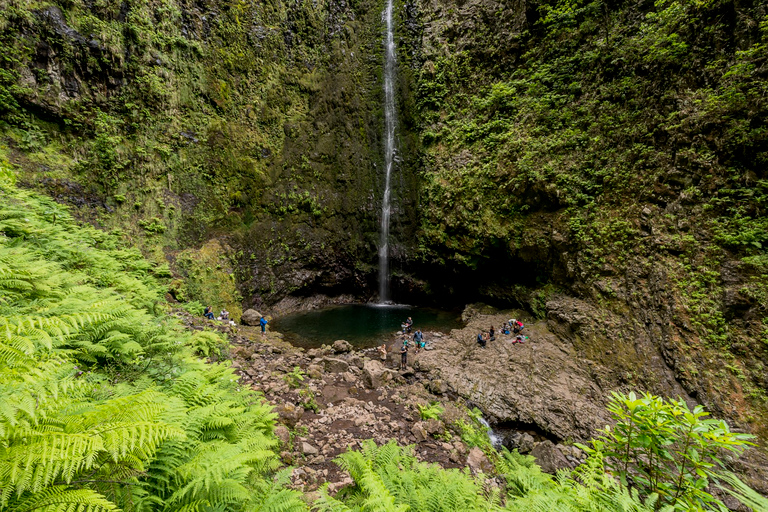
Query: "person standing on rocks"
378 343 388 362
259 316 268 337
400 340 408 370
413 329 424 352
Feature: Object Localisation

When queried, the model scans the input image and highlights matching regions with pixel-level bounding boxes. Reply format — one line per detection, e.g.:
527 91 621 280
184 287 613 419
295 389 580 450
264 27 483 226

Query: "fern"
0 180 298 512
8 486 118 512
715 472 768 512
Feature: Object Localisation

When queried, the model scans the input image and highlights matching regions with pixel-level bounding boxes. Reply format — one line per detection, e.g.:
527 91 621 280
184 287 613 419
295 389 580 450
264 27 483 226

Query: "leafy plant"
314 440 499 512
579 391 755 510
0 179 307 512
284 366 307 388
417 401 445 420
299 387 320 413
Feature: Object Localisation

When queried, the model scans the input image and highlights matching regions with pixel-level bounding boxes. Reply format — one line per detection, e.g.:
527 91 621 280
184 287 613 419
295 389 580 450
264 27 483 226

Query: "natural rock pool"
271 304 463 349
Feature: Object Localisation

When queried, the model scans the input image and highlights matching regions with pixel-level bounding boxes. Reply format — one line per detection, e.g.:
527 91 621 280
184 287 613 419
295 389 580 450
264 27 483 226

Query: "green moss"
175 240 243 321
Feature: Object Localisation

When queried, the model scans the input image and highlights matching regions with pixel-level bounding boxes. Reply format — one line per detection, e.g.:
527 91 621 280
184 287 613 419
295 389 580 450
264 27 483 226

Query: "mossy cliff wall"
404 0 768 445
3 0 768 456
0 0 425 307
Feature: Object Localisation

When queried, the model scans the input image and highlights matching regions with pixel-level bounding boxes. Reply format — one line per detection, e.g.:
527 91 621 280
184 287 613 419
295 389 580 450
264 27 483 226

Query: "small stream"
476 412 560 451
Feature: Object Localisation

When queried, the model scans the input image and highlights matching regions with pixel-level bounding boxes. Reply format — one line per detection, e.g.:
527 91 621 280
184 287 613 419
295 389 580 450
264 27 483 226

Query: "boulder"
424 418 444 436
427 379 446 395
332 340 353 353
349 354 365 369
517 433 535 454
274 425 291 448
275 403 304 427
411 422 429 442
362 360 387 389
301 442 319 456
241 309 263 326
530 440 571 474
307 364 323 379
321 357 350 373
466 446 494 474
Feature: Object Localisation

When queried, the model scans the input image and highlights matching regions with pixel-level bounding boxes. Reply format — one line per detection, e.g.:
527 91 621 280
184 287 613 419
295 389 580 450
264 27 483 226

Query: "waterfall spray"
378 0 398 303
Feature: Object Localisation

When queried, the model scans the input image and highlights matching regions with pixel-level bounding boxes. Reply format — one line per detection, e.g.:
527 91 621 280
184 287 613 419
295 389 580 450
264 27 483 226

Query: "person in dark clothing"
405 316 413 333
400 341 408 370
489 326 496 342
204 306 215 320
477 332 486 348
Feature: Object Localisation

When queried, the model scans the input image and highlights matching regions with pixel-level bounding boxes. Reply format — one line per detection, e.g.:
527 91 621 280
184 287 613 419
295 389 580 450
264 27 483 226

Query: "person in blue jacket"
259 316 268 337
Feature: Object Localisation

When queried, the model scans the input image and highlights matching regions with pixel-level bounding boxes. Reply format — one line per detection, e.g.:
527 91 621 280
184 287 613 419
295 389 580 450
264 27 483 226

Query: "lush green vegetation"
0 166 307 511
408 0 768 433
0 0 393 305
1 163 766 510
311 394 761 512
581 392 755 510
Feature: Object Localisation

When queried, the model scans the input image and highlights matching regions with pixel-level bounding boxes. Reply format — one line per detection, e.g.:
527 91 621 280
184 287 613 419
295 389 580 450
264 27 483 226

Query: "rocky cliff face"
402 0 768 447
2 0 767 472
0 0 423 306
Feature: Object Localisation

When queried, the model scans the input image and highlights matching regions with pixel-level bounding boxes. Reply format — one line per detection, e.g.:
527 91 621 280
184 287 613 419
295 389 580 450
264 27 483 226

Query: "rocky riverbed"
180 308 592 493
180 301 768 499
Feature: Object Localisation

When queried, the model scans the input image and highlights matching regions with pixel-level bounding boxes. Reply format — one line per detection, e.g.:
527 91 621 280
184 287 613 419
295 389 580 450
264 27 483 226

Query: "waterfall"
378 0 398 303
478 416 503 449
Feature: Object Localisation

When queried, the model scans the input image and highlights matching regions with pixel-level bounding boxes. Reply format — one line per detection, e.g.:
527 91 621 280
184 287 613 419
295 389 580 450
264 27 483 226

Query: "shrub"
579 391 755 510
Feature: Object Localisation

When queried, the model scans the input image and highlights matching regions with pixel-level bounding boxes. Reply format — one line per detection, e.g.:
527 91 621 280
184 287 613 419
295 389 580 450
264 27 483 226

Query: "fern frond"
7 485 118 512
715 472 768 512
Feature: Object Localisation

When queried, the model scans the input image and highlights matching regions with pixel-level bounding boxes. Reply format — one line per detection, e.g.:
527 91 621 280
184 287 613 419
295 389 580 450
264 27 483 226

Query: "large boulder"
349 354 365 369
530 440 571 474
466 446 494 474
411 422 429 442
321 357 350 374
301 442 319 455
241 309 263 326
332 340 353 353
362 360 387 389
517 433 535 454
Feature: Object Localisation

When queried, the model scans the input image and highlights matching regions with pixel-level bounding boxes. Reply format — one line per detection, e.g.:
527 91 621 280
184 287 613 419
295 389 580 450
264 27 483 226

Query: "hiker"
204 306 215 320
413 329 424 353
259 316 268 337
401 322 407 334
489 326 496 342
405 316 413 333
477 332 486 348
512 318 524 334
218 309 230 321
400 341 408 370
412 330 419 353
514 335 526 344
502 323 511 335
378 343 388 362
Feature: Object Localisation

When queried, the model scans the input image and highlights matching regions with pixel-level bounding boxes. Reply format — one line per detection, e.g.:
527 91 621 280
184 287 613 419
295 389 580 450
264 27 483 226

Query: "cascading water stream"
378 0 397 303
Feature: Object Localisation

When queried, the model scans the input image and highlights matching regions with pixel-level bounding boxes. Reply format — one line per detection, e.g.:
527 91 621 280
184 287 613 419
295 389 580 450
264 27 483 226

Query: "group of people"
398 319 428 370
375 316 428 370
204 306 229 321
477 318 527 348
202 306 264 333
